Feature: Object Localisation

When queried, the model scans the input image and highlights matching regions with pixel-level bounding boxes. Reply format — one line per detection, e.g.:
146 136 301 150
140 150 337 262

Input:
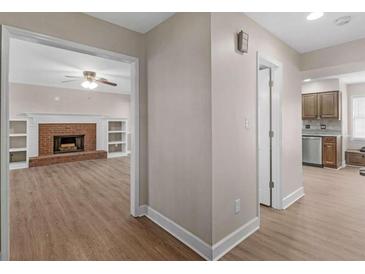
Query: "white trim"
351 95 365 140
212 217 259 261
0 25 10 261
130 58 140 217
0 25 141 260
143 206 212 260
282 187 305 210
139 206 260 261
137 204 148 217
256 52 283 210
21 113 122 118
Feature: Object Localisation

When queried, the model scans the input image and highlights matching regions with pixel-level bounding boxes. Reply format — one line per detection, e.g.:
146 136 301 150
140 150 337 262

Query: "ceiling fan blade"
96 78 117 87
61 79 79 83
64 75 83 79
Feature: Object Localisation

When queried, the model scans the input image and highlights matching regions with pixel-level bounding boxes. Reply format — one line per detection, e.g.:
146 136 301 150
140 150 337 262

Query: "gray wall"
302 79 339 94
301 37 365 80
9 83 131 119
211 13 302 243
147 12 303 245
300 37 365 71
146 13 213 244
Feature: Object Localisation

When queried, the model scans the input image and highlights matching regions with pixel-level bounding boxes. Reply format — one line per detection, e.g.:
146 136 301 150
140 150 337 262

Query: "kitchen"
302 76 365 170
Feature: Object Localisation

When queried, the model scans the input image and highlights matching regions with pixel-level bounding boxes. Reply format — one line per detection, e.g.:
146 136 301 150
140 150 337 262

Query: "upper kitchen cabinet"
302 91 340 120
318 91 339 119
302 93 318 119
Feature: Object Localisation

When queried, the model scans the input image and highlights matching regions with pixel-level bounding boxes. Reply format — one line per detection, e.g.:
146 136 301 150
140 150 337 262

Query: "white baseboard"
142 206 212 260
282 187 304 209
212 217 259 261
137 204 148 216
137 205 260 260
341 160 346 168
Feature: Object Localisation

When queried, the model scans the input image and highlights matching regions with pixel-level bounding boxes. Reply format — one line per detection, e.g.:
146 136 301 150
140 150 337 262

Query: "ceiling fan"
62 70 117 89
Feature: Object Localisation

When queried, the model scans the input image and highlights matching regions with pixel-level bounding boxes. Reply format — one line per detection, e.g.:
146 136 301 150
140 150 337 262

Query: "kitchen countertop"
302 130 342 137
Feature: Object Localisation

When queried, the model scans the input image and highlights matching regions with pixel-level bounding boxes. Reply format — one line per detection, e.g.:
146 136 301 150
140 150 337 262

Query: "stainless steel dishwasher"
302 136 323 167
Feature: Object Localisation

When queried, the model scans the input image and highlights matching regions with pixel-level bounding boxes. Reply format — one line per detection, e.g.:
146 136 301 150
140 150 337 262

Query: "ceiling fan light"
81 81 90 89
89 82 98 89
306 12 324 21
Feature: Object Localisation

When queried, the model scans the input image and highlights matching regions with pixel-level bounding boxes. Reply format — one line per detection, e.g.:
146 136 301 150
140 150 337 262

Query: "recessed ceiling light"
303 78 311 82
306 12 324 21
54 96 60 101
334 16 351 26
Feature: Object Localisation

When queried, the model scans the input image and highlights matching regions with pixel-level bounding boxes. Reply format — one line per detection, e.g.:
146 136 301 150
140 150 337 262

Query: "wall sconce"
237 30 249 54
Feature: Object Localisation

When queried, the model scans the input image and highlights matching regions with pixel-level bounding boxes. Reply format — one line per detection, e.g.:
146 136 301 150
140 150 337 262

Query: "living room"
8 36 137 259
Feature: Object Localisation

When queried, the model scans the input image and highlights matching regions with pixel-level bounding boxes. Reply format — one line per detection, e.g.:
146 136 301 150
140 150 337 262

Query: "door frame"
0 25 140 260
256 52 283 211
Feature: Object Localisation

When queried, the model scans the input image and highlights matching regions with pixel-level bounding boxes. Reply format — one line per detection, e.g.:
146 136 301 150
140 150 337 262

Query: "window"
352 96 365 139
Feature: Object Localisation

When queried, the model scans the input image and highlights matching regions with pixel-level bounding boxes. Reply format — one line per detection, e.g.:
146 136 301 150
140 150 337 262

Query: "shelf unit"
9 119 28 170
107 119 128 158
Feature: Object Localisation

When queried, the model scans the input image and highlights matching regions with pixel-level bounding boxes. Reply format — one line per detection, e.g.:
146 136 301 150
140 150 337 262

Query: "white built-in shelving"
9 119 28 170
107 119 128 158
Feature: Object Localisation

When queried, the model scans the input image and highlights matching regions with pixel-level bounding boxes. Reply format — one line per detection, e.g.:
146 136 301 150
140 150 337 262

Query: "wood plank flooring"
10 157 202 260
11 160 365 260
223 166 365 260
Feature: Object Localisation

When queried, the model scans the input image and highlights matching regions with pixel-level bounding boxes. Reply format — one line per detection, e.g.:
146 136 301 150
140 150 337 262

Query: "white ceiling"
9 38 132 94
86 12 175 33
246 12 365 53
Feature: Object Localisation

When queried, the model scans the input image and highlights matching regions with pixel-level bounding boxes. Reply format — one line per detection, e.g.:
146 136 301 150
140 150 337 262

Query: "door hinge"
269 80 274 88
269 130 274 138
270 181 275 188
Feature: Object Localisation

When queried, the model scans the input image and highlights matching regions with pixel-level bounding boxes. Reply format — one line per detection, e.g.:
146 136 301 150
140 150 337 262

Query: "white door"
258 68 271 206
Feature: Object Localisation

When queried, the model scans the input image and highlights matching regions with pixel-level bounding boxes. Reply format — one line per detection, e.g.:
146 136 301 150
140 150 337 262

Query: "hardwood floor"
10 157 202 260
11 160 365 260
223 166 365 260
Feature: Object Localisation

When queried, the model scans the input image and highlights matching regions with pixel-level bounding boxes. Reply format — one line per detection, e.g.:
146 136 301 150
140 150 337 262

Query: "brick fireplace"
39 123 96 156
29 123 106 167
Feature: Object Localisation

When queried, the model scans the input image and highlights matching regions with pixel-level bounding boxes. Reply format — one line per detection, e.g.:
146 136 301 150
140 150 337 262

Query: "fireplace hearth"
54 135 84 154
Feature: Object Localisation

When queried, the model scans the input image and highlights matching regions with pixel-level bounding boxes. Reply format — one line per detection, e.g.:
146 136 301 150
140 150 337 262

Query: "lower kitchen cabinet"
322 136 342 169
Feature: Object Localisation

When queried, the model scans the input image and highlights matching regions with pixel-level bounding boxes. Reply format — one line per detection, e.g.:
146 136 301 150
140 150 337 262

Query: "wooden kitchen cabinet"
302 93 318 119
318 91 339 119
302 91 340 120
322 136 342 168
345 150 365 166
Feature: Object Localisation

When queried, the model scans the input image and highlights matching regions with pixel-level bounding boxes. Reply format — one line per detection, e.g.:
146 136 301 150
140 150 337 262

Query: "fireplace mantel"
19 113 125 121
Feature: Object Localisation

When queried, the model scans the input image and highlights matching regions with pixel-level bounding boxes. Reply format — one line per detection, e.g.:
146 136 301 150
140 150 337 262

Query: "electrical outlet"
234 199 240 215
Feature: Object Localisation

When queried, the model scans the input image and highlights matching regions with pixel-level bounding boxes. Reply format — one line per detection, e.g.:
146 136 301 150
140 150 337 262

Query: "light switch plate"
244 119 249 129
234 199 240 214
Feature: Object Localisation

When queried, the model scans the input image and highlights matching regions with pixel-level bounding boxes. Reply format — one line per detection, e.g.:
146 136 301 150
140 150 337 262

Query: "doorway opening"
257 53 282 210
0 26 140 260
